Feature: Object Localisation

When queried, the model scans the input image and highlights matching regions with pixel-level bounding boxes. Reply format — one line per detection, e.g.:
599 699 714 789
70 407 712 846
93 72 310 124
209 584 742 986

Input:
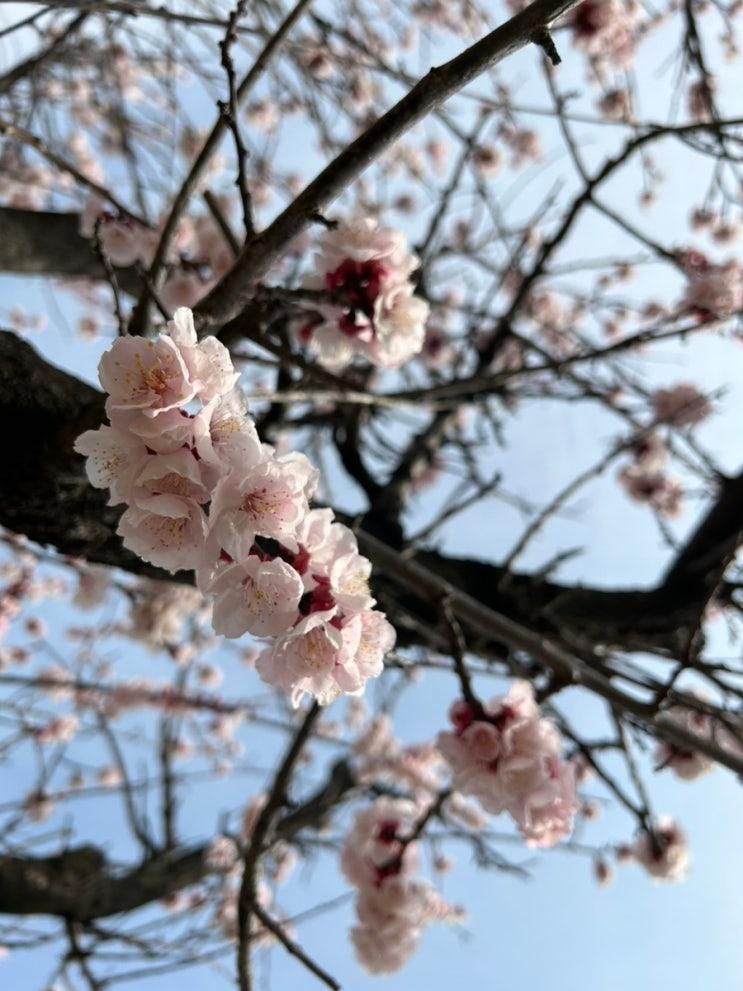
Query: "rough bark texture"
0 208 141 294
0 758 356 920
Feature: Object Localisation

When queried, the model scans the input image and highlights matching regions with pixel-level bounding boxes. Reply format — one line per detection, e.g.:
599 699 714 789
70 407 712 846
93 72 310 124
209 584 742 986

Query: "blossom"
437 682 577 846
79 310 393 705
597 87 632 120
74 424 147 505
99 335 196 416
687 77 715 122
627 432 667 472
682 255 743 318
367 283 429 369
130 449 210 515
193 391 261 469
632 817 689 881
653 705 715 781
117 500 208 572
80 194 154 266
256 612 352 706
34 714 79 744
329 549 374 613
571 0 641 69
127 580 206 647
257 607 393 706
294 217 428 371
166 308 239 401
128 414 198 461
355 714 445 800
205 835 239 873
471 144 503 177
209 556 304 638
341 798 462 974
618 466 683 517
73 566 110 609
208 455 316 560
652 383 711 427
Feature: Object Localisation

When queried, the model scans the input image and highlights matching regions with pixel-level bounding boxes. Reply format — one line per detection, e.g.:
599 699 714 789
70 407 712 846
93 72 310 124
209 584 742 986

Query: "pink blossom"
208 456 316 559
341 798 461 974
471 144 502 177
193 391 261 470
74 424 148 505
24 790 55 822
597 87 632 120
256 612 349 706
687 77 715 122
355 714 444 800
34 714 79 744
205 836 239 872
117 500 208 572
654 705 715 781
80 323 393 703
366 283 429 369
209 556 304 638
683 256 743 318
437 682 577 846
296 217 428 371
618 466 684 517
627 432 667 472
572 0 641 68
73 566 110 609
80 195 154 266
166 308 239 401
336 610 395 693
329 550 374 612
113 406 194 454
130 449 210 516
127 580 205 647
593 859 614 886
652 383 711 427
98 336 195 416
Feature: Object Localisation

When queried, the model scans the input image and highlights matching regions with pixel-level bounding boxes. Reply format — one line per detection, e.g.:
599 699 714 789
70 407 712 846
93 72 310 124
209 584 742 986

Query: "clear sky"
1 2 742 989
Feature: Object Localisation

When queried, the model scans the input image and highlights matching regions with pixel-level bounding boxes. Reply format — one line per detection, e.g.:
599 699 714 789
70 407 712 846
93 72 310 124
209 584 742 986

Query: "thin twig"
251 902 340 990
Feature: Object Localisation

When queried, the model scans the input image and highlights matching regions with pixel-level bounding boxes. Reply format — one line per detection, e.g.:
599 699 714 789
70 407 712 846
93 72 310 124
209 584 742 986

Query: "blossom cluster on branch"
437 681 578 847
340 797 464 974
294 217 430 371
74 309 395 705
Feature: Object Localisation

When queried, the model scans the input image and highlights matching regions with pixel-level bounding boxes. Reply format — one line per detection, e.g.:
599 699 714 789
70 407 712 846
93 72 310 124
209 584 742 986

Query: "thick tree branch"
0 208 141 295
0 758 356 921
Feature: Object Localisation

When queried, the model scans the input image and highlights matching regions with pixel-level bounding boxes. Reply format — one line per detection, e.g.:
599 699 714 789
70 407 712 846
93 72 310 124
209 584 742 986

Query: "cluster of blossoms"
79 194 243 313
74 308 395 706
294 217 429 371
437 682 578 847
680 251 743 319
340 797 464 974
618 432 683 518
0 559 66 642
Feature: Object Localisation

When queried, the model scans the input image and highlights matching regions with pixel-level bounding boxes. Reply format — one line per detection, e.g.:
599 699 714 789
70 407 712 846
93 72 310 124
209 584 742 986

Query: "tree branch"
193 0 582 331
